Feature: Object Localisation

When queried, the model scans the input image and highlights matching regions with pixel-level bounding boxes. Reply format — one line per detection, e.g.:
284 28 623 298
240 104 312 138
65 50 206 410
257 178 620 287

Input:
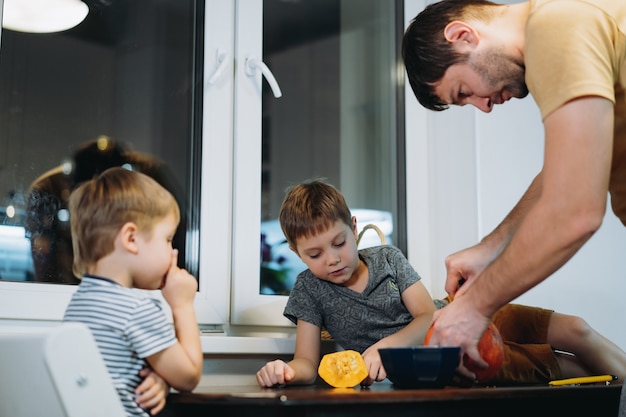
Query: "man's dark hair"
402 0 499 111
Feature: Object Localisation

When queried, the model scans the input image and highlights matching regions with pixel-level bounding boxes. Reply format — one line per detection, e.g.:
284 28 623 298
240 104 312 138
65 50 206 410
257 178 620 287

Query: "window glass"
0 0 202 284
259 0 405 295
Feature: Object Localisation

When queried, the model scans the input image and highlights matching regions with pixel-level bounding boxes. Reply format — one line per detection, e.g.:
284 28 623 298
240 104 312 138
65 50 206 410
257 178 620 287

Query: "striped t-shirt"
64 275 177 417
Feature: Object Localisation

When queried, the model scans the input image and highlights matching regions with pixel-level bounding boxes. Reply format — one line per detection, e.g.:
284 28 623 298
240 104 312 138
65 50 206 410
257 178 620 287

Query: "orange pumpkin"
424 322 504 382
318 350 369 388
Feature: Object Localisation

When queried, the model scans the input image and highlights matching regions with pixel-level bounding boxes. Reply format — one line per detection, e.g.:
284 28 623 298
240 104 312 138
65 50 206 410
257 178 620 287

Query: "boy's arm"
377 280 436 347
147 304 202 392
289 320 323 383
256 320 321 387
360 281 435 385
147 253 202 392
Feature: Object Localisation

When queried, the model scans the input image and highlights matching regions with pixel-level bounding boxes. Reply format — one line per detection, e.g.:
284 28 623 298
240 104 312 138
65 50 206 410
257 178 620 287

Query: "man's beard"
470 48 529 100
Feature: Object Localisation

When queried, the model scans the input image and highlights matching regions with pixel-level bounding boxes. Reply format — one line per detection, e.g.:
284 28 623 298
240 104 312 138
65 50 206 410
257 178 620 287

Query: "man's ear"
119 222 139 254
444 21 479 50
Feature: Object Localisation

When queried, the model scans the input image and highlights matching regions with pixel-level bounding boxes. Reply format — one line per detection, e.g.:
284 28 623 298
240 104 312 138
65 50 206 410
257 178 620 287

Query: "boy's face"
293 218 361 285
133 211 179 290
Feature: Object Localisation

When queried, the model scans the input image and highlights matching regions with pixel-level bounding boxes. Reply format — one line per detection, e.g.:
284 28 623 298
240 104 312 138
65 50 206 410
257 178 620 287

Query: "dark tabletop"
163 382 622 417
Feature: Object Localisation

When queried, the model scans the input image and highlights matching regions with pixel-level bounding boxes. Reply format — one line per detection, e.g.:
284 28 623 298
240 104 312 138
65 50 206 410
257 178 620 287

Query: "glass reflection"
259 0 404 295
25 137 186 284
0 0 202 284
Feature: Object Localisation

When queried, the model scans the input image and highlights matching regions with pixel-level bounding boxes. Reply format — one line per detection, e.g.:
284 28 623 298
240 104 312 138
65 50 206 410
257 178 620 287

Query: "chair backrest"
0 322 125 417
356 224 387 247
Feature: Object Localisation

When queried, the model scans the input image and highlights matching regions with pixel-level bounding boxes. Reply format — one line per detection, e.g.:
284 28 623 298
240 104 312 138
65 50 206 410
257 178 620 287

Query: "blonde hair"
279 179 352 251
68 167 180 277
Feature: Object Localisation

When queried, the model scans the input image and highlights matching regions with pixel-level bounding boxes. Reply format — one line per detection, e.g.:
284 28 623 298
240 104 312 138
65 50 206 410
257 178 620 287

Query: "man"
402 0 625 401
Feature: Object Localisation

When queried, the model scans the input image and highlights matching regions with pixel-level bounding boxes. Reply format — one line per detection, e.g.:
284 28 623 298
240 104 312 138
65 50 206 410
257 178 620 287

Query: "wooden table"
163 382 622 417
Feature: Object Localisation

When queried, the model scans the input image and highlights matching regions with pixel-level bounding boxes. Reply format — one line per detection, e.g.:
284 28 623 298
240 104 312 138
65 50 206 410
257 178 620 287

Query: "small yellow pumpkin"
318 350 368 388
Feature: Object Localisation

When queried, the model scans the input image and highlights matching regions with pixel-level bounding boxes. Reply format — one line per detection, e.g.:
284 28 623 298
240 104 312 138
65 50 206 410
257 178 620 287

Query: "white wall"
404 36 626 352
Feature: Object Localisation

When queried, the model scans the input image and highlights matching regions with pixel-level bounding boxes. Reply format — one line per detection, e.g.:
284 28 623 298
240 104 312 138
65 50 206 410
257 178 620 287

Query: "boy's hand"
136 368 169 415
256 359 295 387
161 249 198 309
361 345 387 386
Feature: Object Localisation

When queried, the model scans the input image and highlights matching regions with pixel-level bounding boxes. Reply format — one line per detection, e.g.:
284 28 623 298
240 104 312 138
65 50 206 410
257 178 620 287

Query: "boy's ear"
119 222 139 254
443 21 479 51
351 216 358 237
289 245 300 257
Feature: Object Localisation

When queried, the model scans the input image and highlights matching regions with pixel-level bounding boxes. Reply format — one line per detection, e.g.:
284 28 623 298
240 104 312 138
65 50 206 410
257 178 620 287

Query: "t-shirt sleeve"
126 298 177 358
283 272 324 328
526 1 618 119
387 246 421 293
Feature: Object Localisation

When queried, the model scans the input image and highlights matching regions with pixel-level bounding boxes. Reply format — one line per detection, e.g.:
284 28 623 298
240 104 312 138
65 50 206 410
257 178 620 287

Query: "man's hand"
428 296 491 380
444 243 496 298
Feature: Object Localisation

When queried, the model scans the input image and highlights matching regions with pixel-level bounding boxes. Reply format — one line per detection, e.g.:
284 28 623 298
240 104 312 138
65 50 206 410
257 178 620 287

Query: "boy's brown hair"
279 179 352 251
68 167 180 277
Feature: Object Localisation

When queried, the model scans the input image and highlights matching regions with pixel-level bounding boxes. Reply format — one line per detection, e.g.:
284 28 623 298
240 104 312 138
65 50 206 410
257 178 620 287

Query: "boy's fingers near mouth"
160 249 180 288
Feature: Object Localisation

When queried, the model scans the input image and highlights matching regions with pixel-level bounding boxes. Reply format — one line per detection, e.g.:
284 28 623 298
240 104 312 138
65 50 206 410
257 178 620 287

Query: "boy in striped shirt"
64 167 202 416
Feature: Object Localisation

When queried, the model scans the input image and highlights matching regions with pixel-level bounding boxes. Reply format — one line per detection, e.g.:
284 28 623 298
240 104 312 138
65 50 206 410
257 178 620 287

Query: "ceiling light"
2 0 88 34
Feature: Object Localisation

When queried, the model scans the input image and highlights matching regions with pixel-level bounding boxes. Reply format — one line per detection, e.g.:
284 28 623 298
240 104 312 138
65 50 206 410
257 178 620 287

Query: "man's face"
433 46 528 112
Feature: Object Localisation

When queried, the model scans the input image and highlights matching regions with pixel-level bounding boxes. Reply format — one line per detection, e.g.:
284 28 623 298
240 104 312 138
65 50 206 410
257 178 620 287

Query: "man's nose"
468 96 493 113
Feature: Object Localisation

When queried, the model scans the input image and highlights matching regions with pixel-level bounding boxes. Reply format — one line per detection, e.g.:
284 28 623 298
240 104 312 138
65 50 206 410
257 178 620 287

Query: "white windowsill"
200 334 296 355
0 320 298 356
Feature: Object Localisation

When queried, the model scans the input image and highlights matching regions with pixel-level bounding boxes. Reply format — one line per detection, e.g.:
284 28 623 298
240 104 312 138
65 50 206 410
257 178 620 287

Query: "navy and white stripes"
64 275 176 417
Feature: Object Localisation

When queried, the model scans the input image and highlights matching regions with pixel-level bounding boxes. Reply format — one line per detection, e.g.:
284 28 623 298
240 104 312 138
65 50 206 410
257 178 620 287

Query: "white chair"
0 322 125 417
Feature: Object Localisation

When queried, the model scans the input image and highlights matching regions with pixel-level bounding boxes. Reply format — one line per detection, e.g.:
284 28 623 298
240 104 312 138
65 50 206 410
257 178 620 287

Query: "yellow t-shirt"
525 0 626 224
526 0 625 116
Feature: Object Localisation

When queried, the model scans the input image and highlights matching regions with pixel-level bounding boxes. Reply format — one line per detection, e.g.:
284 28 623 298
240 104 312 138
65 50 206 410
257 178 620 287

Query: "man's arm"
444 172 543 296
462 96 613 316
481 172 543 253
432 96 614 367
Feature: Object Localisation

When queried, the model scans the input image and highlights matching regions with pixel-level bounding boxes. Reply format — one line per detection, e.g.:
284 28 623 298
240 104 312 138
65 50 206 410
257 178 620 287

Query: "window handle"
244 56 282 98
207 49 229 85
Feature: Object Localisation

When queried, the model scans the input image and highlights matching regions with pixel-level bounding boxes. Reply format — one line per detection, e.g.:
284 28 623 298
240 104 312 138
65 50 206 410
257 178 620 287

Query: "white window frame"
0 0 417 331
228 0 294 327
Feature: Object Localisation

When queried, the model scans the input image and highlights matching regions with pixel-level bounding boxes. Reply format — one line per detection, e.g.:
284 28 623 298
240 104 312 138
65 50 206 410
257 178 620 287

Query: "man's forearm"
480 171 543 254
467 182 595 318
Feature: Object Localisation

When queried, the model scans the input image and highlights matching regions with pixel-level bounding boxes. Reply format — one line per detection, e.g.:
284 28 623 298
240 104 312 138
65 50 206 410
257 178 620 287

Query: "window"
229 0 406 326
0 0 230 324
0 0 406 328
